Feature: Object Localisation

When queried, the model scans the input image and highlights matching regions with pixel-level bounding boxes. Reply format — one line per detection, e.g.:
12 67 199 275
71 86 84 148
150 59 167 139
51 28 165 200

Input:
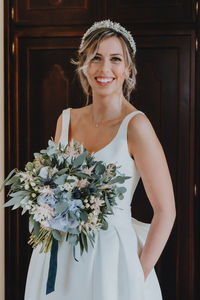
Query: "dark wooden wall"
4 0 199 299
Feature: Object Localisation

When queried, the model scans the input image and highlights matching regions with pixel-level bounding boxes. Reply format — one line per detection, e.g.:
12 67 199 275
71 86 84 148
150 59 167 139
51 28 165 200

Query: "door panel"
107 0 196 23
132 33 195 300
13 0 195 25
14 0 105 25
18 36 84 161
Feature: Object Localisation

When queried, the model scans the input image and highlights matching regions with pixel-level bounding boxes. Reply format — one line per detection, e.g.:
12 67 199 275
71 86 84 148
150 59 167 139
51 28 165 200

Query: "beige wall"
0 0 5 299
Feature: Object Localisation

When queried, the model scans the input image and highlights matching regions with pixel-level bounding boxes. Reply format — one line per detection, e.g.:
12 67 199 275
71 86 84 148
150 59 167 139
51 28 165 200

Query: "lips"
95 76 115 86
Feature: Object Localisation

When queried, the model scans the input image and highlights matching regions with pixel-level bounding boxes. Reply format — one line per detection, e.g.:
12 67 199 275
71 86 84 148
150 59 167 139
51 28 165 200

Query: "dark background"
4 0 200 299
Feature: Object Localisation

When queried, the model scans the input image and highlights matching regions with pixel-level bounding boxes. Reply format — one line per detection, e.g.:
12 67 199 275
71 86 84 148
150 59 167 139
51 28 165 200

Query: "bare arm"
54 114 62 145
128 114 176 280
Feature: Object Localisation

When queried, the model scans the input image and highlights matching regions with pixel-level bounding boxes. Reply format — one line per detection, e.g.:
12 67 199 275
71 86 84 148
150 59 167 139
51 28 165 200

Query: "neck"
91 92 124 126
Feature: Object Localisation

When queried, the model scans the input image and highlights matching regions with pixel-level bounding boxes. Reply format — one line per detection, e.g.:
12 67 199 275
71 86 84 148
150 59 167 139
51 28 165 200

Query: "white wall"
0 0 5 299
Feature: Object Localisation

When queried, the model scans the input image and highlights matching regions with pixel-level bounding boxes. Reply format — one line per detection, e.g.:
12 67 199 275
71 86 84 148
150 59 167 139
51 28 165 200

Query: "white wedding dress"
24 108 163 300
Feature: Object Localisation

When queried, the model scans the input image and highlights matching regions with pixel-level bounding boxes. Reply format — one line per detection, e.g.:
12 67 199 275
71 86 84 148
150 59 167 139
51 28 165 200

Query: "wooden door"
4 0 198 299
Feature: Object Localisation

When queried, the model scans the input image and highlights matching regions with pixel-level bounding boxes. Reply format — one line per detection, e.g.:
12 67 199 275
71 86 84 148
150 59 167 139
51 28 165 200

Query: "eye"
111 57 122 62
91 55 101 62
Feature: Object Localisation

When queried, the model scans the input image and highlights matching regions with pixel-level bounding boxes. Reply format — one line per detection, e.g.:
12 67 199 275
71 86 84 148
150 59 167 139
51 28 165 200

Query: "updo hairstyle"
72 27 137 105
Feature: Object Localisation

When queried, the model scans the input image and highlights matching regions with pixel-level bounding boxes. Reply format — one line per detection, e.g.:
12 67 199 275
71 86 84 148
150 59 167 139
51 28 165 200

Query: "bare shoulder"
70 105 90 115
128 112 159 143
127 112 163 162
70 105 91 123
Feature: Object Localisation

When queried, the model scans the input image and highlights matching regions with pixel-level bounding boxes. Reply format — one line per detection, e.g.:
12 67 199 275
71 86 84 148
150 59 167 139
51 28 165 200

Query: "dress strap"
59 108 71 146
118 110 145 135
115 110 145 154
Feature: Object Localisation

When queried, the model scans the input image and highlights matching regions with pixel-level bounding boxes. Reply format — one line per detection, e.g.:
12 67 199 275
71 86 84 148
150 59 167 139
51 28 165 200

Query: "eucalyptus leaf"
10 180 21 190
12 202 22 210
3 196 22 208
38 166 49 179
29 215 34 233
34 221 40 236
10 190 29 197
73 172 91 179
68 233 78 246
104 194 113 214
4 175 19 186
95 163 106 175
109 176 131 184
116 187 127 194
101 218 108 230
0 169 17 191
81 232 88 252
80 210 88 222
54 174 67 185
87 233 95 248
21 206 28 215
40 149 47 154
73 151 88 168
57 168 68 175
52 230 62 241
48 139 55 147
67 227 79 234
118 194 124 200
54 201 69 214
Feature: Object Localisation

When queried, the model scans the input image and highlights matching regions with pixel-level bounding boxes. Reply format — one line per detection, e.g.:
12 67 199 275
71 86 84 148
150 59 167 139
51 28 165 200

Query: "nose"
99 58 110 74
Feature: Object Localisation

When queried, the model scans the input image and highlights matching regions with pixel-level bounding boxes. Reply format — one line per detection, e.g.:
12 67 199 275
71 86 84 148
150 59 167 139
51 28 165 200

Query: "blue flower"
60 192 69 202
48 199 82 232
37 194 57 209
48 213 70 232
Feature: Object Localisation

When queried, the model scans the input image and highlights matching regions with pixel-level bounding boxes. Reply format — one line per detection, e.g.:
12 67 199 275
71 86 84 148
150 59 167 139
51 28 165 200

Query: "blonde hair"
72 28 137 105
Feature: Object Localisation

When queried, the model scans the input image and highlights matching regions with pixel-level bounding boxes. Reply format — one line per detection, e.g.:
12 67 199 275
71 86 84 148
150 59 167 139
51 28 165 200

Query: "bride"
25 20 176 300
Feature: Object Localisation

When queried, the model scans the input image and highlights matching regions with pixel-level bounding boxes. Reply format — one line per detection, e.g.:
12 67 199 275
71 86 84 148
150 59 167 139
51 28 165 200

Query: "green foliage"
52 230 62 241
95 162 106 175
80 210 88 222
104 194 114 214
101 218 108 230
68 234 79 246
29 215 34 233
73 151 88 168
54 202 69 214
0 169 17 191
54 174 67 185
81 232 88 252
109 175 131 184
1 138 131 260
34 221 40 237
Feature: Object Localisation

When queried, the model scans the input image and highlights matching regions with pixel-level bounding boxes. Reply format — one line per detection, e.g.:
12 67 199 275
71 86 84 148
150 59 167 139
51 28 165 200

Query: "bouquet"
1 139 130 259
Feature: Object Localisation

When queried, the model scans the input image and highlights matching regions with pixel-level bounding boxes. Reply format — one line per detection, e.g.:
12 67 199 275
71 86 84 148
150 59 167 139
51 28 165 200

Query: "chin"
94 87 119 98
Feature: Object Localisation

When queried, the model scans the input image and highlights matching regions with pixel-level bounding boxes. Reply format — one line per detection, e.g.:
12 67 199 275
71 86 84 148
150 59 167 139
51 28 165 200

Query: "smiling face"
86 36 128 98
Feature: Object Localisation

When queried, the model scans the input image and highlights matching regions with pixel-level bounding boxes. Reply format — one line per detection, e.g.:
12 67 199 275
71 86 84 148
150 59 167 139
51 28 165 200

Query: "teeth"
96 78 113 83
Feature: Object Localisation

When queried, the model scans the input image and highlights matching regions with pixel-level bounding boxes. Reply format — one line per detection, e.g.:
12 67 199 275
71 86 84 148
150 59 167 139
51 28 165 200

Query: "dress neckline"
67 107 140 156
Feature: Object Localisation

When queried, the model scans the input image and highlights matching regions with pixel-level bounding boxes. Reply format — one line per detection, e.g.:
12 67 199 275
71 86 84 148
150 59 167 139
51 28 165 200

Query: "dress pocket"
137 253 145 282
131 217 150 283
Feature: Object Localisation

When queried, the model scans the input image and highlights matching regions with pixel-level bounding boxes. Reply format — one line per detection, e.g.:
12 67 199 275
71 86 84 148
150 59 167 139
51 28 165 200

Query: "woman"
25 20 176 300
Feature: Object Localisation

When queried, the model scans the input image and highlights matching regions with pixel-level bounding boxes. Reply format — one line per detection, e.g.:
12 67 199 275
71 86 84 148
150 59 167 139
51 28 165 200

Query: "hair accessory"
80 19 136 55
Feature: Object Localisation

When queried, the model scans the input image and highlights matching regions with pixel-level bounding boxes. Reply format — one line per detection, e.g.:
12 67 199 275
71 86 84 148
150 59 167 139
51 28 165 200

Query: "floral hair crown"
80 19 136 55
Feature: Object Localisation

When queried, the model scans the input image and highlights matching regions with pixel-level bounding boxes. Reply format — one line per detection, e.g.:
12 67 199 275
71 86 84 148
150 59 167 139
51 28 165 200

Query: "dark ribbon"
73 245 79 262
46 238 58 295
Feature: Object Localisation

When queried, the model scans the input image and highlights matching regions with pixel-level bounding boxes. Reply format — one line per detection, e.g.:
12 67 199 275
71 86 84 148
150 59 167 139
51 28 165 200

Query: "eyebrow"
96 53 123 57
